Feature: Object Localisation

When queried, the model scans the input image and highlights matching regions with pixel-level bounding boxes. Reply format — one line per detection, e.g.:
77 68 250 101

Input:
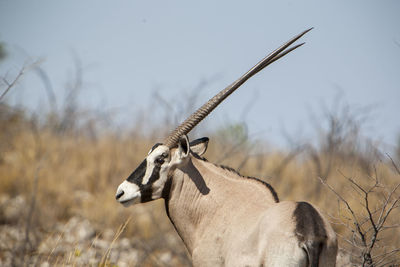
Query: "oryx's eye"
161 152 168 158
155 157 165 165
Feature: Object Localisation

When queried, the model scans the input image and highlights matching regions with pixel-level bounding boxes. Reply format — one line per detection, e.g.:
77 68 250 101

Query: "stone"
62 217 95 243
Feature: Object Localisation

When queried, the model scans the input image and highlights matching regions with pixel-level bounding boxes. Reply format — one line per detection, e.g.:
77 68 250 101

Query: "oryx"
116 28 338 267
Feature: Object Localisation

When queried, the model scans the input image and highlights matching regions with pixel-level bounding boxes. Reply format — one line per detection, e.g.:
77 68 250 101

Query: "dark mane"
246 175 279 203
218 164 279 202
191 155 279 203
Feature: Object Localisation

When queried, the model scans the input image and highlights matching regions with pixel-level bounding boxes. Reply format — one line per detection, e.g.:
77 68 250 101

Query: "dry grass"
0 93 399 266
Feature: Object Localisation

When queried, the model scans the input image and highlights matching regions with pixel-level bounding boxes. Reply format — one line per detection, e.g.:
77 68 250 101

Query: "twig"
318 176 367 246
0 67 25 101
0 61 40 101
386 153 400 175
99 216 131 266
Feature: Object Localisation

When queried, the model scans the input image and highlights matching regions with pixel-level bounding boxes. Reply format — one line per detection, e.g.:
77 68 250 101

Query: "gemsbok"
116 28 338 267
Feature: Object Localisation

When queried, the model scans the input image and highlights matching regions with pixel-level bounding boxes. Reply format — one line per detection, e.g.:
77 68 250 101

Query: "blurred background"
0 1 399 266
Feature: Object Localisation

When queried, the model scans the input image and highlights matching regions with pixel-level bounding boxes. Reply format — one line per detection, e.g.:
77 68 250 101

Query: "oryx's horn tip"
299 27 313 38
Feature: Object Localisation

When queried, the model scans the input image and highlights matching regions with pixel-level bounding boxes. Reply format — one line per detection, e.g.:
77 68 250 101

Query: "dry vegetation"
0 66 399 266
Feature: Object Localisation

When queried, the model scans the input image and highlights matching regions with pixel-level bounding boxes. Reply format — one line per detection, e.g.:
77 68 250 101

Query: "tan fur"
166 156 337 267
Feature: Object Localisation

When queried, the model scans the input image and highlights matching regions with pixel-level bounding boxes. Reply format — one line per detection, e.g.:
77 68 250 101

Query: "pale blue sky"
0 0 399 148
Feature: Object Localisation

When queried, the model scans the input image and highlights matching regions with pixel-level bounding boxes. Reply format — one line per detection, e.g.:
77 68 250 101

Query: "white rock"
160 251 172 263
62 217 95 243
92 239 109 250
118 250 139 266
102 228 115 241
118 237 131 250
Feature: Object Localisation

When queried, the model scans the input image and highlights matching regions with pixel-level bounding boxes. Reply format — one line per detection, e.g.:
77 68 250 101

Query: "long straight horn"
164 28 313 148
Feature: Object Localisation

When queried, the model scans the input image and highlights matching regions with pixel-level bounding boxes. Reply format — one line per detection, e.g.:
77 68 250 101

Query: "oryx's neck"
164 157 278 254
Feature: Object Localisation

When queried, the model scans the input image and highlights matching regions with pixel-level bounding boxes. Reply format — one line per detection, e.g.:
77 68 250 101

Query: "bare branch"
386 153 400 175
377 183 400 231
0 61 40 101
318 177 368 247
372 248 400 260
0 67 24 101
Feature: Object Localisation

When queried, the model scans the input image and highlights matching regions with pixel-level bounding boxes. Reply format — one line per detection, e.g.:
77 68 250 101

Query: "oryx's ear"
178 135 190 159
190 137 209 156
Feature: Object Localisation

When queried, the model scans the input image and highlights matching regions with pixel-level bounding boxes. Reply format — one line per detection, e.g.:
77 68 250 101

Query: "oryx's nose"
115 189 124 200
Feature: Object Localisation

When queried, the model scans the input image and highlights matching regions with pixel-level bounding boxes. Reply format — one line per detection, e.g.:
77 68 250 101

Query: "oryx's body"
116 29 338 266
165 152 337 267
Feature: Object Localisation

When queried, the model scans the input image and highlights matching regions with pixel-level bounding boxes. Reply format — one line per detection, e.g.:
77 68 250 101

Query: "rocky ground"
0 195 191 266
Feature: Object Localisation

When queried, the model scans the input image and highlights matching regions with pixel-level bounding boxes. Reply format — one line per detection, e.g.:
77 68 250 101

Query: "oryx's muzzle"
115 180 141 206
115 159 148 206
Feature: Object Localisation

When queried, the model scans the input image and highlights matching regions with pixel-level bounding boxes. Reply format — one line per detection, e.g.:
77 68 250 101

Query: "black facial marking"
140 164 161 202
126 159 147 184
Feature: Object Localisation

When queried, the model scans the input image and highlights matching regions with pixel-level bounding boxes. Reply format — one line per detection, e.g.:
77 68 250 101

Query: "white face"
115 144 173 206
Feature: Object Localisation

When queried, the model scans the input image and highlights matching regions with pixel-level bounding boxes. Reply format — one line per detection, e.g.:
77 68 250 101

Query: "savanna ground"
0 62 399 266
